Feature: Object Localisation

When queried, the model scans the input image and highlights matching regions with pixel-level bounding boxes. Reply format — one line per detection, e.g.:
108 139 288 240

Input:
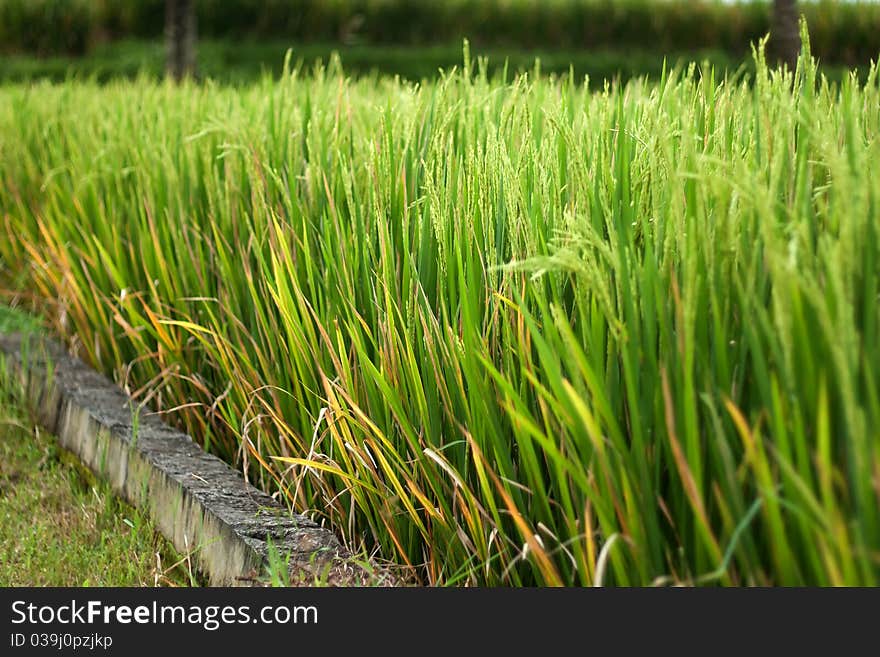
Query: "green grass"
0 38 870 88
0 346 197 586
0 38 753 87
1 28 878 586
0 304 41 333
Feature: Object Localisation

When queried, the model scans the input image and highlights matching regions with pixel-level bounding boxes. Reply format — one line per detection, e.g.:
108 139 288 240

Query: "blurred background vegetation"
1 0 878 84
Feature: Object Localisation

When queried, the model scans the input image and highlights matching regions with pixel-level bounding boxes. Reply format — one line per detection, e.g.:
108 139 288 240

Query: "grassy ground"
0 307 197 586
0 39 738 85
1 38 868 87
0 304 41 334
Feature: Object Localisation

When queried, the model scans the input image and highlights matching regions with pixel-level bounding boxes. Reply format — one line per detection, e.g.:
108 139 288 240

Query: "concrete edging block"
0 333 372 586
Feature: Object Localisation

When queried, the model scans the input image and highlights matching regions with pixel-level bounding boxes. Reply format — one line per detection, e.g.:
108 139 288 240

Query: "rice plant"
1 35 878 585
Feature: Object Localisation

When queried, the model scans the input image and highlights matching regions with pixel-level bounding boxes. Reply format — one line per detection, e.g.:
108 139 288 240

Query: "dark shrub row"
2 0 878 65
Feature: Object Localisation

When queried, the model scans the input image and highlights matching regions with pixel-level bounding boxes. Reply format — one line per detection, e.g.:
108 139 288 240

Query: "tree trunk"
772 0 800 70
166 0 197 81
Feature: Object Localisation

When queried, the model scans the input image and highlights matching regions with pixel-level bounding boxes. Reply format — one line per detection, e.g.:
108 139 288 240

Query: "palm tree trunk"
166 0 197 81
772 0 800 70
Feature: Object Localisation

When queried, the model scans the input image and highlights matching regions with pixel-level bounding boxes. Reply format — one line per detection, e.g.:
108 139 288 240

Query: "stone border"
0 333 380 586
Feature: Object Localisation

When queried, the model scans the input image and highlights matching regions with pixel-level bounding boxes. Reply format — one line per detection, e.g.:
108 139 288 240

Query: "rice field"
1 37 879 586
